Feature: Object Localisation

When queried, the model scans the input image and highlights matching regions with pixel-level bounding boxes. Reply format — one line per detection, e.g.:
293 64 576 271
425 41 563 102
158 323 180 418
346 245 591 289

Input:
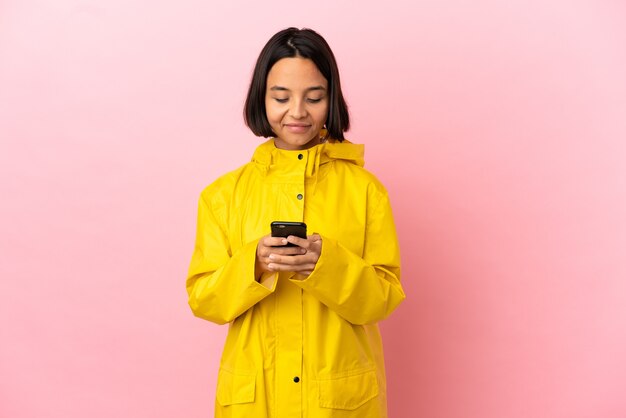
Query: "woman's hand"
256 234 322 278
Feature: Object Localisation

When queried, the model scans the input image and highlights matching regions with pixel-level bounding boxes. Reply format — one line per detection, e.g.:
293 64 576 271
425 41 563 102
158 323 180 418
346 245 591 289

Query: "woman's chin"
274 134 321 150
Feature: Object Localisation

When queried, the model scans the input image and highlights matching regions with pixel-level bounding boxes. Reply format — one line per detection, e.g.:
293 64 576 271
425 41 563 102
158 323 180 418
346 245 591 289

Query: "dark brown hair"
244 27 350 140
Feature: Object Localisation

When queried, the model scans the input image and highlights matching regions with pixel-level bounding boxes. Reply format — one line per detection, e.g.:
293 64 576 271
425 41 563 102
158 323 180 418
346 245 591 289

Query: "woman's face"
265 57 329 150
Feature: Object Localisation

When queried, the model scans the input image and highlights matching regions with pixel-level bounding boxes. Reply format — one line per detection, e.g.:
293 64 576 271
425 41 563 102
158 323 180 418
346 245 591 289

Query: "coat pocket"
318 368 379 410
216 367 256 406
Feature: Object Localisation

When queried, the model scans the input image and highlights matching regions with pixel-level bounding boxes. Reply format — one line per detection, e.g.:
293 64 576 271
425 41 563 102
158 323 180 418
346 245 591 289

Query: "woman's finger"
261 236 289 247
267 246 306 256
285 235 310 248
268 253 300 265
267 262 317 273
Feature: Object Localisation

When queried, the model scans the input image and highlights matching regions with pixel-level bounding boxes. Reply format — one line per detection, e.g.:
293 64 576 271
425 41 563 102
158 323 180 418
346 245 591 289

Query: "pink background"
1 1 625 417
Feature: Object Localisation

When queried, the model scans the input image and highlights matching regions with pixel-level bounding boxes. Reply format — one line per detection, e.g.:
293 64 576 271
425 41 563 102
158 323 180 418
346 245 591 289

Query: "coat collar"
251 135 365 171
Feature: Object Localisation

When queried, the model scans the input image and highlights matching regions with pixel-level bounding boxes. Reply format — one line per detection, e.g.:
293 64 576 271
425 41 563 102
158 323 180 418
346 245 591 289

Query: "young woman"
187 27 406 418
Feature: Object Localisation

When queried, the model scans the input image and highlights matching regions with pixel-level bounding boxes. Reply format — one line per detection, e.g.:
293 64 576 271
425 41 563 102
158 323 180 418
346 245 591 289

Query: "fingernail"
269 254 275 260
282 239 288 244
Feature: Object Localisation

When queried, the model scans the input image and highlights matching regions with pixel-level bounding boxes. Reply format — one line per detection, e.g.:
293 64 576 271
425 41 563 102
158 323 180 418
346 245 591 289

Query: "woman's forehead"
267 57 328 89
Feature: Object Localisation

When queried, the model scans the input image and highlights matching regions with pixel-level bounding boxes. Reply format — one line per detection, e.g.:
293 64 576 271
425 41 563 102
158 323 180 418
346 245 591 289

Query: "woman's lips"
284 124 311 133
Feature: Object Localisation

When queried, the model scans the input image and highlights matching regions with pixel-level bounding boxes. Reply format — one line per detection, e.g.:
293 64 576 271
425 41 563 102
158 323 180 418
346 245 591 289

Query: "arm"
292 191 405 325
186 193 277 325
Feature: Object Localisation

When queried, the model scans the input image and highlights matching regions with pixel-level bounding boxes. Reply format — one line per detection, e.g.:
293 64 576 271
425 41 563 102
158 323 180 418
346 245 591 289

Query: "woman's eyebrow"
269 85 327 92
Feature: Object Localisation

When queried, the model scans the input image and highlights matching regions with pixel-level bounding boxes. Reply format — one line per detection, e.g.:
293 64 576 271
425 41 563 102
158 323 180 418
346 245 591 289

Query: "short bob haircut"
244 27 350 140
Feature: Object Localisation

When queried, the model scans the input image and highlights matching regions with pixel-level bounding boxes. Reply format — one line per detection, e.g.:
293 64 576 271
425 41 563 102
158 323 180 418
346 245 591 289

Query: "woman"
187 27 406 418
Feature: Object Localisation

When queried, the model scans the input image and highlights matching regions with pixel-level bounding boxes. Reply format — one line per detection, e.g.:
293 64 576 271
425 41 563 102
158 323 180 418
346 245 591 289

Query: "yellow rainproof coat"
187 137 405 417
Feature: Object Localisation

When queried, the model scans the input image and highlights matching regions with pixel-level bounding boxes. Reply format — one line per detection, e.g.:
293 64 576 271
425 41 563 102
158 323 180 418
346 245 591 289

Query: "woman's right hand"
255 235 307 278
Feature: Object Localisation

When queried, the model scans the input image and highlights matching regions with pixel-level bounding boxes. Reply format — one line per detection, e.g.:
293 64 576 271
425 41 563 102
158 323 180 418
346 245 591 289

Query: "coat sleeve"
186 192 277 325
291 189 405 325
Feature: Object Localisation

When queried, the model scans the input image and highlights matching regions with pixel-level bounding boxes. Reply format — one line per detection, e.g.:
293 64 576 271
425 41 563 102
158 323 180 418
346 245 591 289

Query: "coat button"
297 194 303 200
298 153 303 160
293 376 300 383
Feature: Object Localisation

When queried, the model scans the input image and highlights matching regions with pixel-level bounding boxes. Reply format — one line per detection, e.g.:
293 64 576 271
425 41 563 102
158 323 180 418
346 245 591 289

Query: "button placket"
297 152 305 201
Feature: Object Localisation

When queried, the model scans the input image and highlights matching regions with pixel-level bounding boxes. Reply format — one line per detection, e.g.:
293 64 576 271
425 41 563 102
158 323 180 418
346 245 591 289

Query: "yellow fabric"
187 137 406 417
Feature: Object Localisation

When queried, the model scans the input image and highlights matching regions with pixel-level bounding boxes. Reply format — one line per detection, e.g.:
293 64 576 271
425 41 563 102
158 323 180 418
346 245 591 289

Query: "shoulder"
333 160 389 201
198 163 254 209
199 138 275 206
322 139 389 199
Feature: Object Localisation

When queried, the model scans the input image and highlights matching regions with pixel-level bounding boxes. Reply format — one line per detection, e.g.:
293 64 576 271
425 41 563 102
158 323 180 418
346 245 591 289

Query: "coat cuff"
239 239 278 295
289 235 363 301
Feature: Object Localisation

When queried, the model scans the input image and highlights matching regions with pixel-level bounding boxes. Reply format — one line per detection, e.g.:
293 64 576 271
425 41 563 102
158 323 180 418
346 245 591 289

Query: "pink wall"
1 1 625 417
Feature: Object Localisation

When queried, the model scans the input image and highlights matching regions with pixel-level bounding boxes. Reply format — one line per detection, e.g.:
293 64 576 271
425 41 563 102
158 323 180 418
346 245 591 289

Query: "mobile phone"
270 221 307 247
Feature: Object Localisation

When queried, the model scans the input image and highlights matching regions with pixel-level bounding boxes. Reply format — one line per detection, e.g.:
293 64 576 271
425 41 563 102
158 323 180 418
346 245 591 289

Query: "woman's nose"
289 99 307 119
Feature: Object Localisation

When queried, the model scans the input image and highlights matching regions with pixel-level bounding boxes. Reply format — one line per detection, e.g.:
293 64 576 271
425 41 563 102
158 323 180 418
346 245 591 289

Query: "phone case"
271 221 307 246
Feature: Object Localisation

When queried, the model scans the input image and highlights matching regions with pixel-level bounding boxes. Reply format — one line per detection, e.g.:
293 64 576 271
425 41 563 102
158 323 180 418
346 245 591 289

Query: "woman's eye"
307 98 322 103
274 98 288 103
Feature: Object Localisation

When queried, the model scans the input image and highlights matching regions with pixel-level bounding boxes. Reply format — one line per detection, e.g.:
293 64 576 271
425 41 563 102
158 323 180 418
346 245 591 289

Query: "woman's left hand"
267 234 322 278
